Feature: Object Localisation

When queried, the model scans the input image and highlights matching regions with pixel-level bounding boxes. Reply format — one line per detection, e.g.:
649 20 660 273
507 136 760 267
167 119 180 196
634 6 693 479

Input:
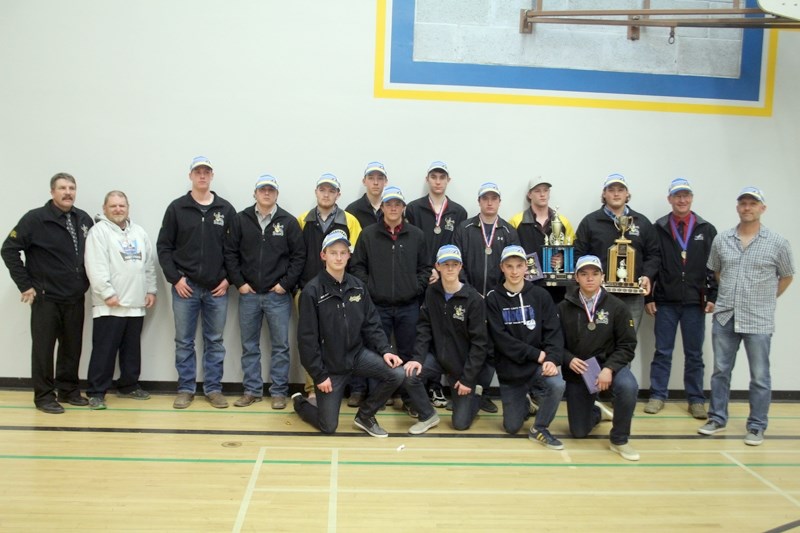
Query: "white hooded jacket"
84 214 157 318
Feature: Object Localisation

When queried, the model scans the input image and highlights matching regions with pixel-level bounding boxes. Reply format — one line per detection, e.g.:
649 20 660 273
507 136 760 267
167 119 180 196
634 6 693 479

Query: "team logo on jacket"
349 294 362 303
694 233 704 240
8 230 16 239
272 223 284 237
213 212 225 226
453 305 465 322
627 222 639 236
81 224 89 238
596 309 609 325
444 217 455 232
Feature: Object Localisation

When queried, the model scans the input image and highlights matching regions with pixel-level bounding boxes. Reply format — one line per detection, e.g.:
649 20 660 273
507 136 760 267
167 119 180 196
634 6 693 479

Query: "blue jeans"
293 348 405 434
370 302 419 397
564 365 638 445
404 353 492 430
650 304 706 403
172 280 228 395
708 317 772 431
238 291 292 397
499 368 565 434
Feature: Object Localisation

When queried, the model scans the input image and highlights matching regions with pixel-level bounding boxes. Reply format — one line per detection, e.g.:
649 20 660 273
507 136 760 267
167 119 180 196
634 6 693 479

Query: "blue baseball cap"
603 173 628 189
478 182 501 198
381 186 406 204
254 174 279 190
316 173 341 190
427 161 449 174
575 255 603 272
668 178 692 195
190 156 213 171
500 245 527 263
737 186 765 203
321 229 350 251
436 245 462 264
364 161 387 177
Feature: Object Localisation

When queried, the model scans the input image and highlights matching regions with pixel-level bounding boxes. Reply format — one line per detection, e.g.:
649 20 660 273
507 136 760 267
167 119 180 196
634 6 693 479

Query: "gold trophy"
604 215 645 294
541 207 574 285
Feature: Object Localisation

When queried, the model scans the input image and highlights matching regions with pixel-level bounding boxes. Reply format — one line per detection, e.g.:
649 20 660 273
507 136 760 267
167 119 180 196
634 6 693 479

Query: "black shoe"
36 401 65 414
58 394 89 407
480 396 498 413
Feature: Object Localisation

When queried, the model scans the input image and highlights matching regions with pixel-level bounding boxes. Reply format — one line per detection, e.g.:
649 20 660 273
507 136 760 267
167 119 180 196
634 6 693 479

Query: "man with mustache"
2 172 94 413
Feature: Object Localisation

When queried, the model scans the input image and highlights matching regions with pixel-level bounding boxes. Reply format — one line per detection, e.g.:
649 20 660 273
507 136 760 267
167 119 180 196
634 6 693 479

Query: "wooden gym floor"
0 390 798 532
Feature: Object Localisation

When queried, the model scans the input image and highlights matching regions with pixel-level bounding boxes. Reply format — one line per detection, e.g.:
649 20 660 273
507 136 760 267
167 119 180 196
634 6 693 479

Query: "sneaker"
403 402 419 418
233 394 262 407
697 420 726 435
205 392 229 409
173 392 194 409
409 414 441 435
353 416 389 438
117 388 150 400
480 396 498 413
688 403 708 420
595 401 614 421
347 392 364 408
610 442 640 461
644 398 665 414
744 428 764 446
529 428 564 450
429 386 447 408
88 396 106 410
271 396 287 410
526 393 539 416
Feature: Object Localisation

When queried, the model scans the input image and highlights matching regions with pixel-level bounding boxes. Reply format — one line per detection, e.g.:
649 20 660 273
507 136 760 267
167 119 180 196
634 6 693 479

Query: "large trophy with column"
604 215 646 294
541 207 575 286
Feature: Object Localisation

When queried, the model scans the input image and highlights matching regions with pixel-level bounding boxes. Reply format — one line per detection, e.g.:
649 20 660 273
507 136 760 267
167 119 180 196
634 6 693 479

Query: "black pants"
87 315 144 397
30 297 85 405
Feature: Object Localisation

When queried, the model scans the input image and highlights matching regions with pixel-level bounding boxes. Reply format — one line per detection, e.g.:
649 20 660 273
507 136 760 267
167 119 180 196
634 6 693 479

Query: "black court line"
1 425 799 441
764 519 800 532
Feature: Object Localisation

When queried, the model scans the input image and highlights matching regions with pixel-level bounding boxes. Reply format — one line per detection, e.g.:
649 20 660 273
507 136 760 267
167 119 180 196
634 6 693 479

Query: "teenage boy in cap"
292 230 439 437
559 255 639 461
509 177 575 303
2 172 93 413
698 187 794 446
405 161 468 408
454 182 520 413
157 156 236 409
84 190 156 409
350 186 431 414
485 245 566 449
346 161 388 229
297 173 362 405
225 175 305 410
405 244 491 429
574 173 659 332
644 178 717 419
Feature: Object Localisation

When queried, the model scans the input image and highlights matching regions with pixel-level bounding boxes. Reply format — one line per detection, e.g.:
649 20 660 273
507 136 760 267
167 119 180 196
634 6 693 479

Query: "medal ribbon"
579 289 600 325
669 214 695 264
481 217 498 251
428 196 448 229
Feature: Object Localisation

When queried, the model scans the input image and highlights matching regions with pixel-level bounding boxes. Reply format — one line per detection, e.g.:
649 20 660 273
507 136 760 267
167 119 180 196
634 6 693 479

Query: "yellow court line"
373 0 779 116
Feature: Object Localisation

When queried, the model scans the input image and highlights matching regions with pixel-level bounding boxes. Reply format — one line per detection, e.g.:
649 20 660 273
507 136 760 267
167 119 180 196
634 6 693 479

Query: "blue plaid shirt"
708 224 794 334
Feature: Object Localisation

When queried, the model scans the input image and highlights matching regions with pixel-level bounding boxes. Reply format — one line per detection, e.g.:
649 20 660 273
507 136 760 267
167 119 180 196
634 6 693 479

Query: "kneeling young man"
405 245 491 430
559 255 640 461
292 230 437 437
486 245 566 450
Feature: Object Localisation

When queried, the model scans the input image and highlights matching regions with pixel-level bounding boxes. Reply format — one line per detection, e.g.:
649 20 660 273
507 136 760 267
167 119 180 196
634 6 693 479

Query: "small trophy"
604 215 645 294
525 252 544 282
541 207 575 286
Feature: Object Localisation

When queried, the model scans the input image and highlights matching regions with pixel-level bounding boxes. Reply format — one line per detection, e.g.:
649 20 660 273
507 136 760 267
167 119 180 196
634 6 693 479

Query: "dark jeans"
293 348 404 434
30 297 85 405
404 353 492 429
369 302 419 398
87 315 144 397
650 304 706 403
499 368 565 434
564 365 638 445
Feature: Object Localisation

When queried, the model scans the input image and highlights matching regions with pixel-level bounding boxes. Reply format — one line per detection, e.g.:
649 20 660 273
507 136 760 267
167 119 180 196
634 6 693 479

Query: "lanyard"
429 196 448 231
670 214 695 263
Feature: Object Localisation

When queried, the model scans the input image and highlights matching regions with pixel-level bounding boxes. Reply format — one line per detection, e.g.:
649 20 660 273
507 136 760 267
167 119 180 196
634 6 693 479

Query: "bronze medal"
587 322 596 331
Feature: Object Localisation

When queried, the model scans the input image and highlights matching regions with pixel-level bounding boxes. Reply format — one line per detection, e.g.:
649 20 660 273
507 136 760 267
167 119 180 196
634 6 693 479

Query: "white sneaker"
595 401 613 421
409 414 440 435
610 442 640 461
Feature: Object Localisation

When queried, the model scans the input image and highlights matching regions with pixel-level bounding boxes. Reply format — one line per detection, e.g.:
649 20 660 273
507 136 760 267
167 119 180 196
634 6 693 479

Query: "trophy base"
603 282 646 295
541 272 575 287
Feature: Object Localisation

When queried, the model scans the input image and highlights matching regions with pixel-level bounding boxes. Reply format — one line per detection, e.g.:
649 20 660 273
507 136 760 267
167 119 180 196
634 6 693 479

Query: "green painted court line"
1 454 799 468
